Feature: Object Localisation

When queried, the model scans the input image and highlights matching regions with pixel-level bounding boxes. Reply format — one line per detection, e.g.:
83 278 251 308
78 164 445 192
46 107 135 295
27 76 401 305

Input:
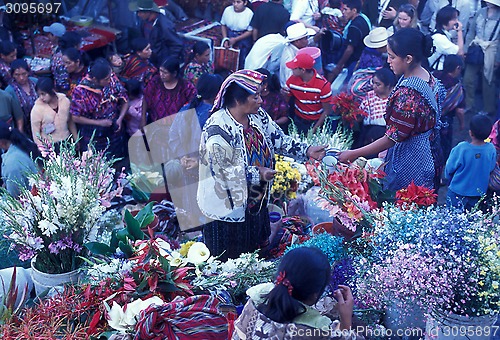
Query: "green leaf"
118 241 133 258
85 242 114 256
115 228 129 243
110 229 120 250
158 256 171 272
124 210 144 241
135 202 155 228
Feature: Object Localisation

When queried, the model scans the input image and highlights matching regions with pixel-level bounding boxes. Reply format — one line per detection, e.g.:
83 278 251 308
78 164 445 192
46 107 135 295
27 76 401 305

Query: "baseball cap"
286 53 315 69
43 23 66 38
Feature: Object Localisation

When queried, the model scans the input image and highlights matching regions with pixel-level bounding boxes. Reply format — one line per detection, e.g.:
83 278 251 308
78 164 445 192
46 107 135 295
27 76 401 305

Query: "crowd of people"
0 0 498 337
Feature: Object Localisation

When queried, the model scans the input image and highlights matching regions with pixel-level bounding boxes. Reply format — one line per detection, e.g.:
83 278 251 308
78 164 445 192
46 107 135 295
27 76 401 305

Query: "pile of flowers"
289 119 353 152
0 141 123 274
354 201 500 317
271 155 302 202
126 167 164 203
191 250 276 305
331 92 367 129
314 163 383 235
395 181 437 208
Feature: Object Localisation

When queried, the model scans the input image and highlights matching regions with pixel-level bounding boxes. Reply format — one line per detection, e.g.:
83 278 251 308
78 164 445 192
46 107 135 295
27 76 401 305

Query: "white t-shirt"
279 43 299 88
221 6 254 32
290 0 319 27
429 31 459 70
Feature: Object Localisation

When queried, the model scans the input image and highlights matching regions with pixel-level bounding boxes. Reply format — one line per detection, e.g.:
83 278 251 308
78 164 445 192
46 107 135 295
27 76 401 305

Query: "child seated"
445 114 496 211
233 247 354 339
124 79 143 137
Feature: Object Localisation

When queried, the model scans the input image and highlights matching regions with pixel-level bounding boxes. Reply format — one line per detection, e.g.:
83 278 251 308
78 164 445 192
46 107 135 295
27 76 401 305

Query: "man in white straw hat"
279 22 316 87
356 26 391 70
129 0 183 66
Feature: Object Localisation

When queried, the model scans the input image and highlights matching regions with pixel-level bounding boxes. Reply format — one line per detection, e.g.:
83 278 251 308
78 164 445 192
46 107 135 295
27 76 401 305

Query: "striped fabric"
287 70 333 121
213 69 266 111
134 295 228 339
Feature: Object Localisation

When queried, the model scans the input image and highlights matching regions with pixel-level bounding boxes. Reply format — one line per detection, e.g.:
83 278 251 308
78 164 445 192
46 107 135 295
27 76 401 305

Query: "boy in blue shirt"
445 114 496 210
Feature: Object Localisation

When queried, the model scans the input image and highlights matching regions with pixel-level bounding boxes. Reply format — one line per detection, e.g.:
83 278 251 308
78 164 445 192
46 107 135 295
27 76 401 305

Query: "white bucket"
425 310 498 340
31 258 81 296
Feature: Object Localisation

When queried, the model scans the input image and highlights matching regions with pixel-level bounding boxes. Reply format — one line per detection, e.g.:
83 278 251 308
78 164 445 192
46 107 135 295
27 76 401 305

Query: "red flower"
396 181 437 207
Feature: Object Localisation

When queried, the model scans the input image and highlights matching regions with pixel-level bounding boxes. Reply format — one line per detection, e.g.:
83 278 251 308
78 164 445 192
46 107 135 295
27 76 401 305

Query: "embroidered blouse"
143 75 196 122
385 76 440 143
198 107 310 222
183 60 214 86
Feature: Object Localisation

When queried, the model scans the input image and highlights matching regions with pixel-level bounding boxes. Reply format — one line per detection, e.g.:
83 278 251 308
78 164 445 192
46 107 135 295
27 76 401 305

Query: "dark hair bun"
423 34 435 59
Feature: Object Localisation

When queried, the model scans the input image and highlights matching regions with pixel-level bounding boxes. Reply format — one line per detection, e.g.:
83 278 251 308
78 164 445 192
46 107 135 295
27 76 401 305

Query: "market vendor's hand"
229 37 238 47
334 285 354 329
181 156 199 170
382 7 397 20
337 150 357 163
258 167 277 181
99 119 113 127
307 145 327 160
115 118 123 132
329 66 342 82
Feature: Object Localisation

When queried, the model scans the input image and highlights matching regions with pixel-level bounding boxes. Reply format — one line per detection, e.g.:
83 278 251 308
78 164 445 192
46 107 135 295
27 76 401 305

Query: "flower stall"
0 134 498 340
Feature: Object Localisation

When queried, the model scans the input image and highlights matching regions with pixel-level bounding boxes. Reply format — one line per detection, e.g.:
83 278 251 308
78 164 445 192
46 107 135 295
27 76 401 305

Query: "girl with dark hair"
60 47 87 97
339 28 446 192
433 54 466 163
5 59 38 137
142 57 196 124
31 77 78 150
234 247 354 339
198 70 326 260
70 59 129 157
183 41 214 86
428 6 464 71
121 38 158 85
255 68 289 130
0 121 40 198
358 67 396 150
220 0 254 69
0 40 17 89
124 79 143 137
51 32 82 95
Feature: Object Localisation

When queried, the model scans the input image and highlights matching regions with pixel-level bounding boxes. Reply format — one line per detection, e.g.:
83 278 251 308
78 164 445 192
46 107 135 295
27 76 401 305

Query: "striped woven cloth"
134 295 228 339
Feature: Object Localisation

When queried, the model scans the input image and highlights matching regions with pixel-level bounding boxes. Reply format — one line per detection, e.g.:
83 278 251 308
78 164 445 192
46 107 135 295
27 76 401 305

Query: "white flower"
124 296 164 325
38 219 58 237
107 301 129 332
187 242 210 265
156 238 172 257
202 261 219 275
168 251 186 267
106 297 164 333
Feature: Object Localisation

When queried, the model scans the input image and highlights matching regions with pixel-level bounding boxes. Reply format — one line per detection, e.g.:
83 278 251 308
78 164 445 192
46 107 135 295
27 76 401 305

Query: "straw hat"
129 0 161 13
363 27 392 49
286 23 316 42
484 0 500 6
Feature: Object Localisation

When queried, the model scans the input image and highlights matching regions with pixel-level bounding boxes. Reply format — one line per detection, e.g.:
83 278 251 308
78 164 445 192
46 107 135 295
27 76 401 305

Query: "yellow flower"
179 241 195 257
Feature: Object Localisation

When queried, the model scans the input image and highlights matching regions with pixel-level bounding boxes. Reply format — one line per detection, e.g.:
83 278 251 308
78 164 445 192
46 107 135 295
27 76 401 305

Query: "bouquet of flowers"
271 155 302 202
331 92 367 129
314 163 383 235
289 119 353 152
0 141 123 274
395 181 438 208
355 202 500 317
191 250 276 305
